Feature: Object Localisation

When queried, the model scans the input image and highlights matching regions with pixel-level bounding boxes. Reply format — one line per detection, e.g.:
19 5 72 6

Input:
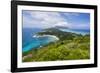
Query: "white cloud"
23 11 89 30
54 22 68 27
62 12 80 20
23 11 69 28
63 12 80 17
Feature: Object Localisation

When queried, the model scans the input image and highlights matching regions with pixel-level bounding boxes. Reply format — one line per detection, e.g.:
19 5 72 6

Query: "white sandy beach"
33 34 59 40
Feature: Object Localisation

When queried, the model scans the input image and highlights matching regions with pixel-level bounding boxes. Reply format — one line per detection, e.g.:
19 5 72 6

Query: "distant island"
22 28 90 62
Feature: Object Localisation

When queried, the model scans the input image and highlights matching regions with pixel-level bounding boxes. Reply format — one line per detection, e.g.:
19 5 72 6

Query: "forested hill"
22 28 90 62
37 28 82 41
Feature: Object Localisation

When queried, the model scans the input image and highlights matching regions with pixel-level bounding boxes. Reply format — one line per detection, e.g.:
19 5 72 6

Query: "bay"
22 28 90 52
22 28 58 52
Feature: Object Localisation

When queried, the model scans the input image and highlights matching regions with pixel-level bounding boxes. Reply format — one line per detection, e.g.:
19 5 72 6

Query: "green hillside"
22 28 90 62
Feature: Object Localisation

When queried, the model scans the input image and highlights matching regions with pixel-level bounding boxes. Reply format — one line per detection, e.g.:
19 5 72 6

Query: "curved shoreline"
33 34 59 40
23 35 59 52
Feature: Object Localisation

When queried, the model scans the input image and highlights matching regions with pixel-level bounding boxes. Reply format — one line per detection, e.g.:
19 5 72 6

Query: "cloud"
62 12 80 19
54 22 68 27
23 11 69 28
23 11 90 30
63 12 80 17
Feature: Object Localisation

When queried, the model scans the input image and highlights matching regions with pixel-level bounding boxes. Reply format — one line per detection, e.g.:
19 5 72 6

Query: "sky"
22 10 90 30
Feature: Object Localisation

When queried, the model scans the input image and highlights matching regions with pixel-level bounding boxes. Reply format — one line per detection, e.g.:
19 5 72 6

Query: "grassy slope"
22 28 90 62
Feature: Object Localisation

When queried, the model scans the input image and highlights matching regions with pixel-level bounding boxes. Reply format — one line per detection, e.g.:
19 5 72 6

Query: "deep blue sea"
22 28 90 52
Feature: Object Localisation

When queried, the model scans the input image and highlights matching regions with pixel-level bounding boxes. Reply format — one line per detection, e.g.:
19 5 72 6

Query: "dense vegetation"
22 28 90 62
38 28 81 41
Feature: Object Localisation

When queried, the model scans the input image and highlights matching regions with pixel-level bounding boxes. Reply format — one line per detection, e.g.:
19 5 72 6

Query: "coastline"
23 34 59 53
22 34 90 62
33 34 59 40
